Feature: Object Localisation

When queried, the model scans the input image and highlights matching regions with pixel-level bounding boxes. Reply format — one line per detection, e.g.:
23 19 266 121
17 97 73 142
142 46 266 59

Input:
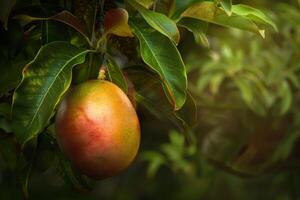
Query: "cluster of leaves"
140 1 300 178
0 0 277 196
184 2 300 176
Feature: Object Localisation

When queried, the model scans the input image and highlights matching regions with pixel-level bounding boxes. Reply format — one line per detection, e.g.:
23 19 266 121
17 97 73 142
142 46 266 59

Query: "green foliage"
130 17 187 110
12 42 91 146
180 1 277 38
1 0 299 199
129 0 180 44
178 17 209 47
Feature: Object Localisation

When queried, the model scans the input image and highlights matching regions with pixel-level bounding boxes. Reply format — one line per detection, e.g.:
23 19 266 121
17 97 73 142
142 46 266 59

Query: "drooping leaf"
130 18 187 110
128 0 180 44
12 41 91 146
104 8 133 37
0 0 16 29
232 4 278 31
14 11 90 43
105 53 128 93
181 2 277 38
178 17 209 47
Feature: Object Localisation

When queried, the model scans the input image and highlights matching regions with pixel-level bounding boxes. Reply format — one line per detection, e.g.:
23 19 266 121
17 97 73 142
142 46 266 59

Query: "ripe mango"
55 80 140 179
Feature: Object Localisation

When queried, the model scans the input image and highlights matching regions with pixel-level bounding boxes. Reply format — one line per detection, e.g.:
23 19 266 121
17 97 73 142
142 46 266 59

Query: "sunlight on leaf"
12 42 92 147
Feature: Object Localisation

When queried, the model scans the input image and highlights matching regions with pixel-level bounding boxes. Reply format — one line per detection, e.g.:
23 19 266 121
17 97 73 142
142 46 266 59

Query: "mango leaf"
220 0 232 16
181 2 277 38
128 0 180 44
104 8 133 37
105 53 128 93
0 0 16 29
178 17 209 47
232 4 278 31
130 18 187 110
12 41 91 147
14 11 90 44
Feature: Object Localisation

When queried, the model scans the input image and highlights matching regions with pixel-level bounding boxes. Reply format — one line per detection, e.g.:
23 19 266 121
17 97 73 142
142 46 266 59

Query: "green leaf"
14 11 90 44
232 4 278 32
181 2 277 38
105 54 128 93
12 41 91 147
178 17 209 47
220 0 232 16
0 0 16 29
128 0 180 44
130 18 187 110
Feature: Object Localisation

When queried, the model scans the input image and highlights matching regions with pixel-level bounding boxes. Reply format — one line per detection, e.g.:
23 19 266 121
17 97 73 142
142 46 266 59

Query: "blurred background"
1 0 300 199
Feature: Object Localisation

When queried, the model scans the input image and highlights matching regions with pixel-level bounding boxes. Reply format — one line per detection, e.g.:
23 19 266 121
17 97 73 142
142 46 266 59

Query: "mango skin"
55 80 140 179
